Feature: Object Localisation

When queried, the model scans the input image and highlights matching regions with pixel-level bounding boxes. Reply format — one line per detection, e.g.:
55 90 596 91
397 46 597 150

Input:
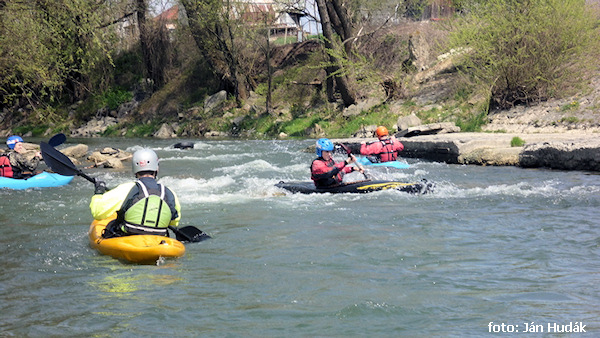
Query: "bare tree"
180 0 253 105
137 0 171 90
315 0 356 107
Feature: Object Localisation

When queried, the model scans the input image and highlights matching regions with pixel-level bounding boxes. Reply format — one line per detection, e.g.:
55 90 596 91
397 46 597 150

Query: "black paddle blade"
173 226 211 243
40 142 79 176
40 142 96 183
48 133 66 147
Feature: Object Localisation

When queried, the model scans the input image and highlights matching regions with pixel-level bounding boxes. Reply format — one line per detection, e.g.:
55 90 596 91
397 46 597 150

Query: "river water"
1 137 599 337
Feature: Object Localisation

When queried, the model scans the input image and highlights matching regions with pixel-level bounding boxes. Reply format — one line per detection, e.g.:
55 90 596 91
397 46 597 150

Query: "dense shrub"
447 0 600 110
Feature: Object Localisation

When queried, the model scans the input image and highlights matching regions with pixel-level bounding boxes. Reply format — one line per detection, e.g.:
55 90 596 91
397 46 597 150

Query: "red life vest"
0 154 14 178
311 157 344 187
378 139 398 162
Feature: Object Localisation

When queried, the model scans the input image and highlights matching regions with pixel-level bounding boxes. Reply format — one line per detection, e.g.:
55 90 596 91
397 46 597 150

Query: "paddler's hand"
345 154 356 165
351 166 365 174
94 179 107 195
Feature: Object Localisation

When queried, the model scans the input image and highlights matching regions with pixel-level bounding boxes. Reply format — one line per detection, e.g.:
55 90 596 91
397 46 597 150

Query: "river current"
1 137 599 337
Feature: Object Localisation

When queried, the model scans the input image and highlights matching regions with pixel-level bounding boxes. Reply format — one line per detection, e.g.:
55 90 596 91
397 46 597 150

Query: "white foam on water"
214 159 279 175
160 153 254 162
430 179 600 200
160 175 236 197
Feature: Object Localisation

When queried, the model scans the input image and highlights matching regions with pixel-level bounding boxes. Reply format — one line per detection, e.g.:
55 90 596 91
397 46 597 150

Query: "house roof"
155 5 178 22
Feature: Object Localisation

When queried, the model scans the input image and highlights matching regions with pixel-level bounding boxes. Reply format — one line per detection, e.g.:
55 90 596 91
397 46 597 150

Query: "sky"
150 0 320 34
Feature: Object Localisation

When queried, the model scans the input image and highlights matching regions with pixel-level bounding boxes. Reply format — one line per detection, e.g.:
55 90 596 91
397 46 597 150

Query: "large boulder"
71 116 118 137
520 140 600 171
62 144 89 158
352 125 377 138
86 147 131 169
204 90 228 113
397 114 422 131
396 122 460 137
407 31 432 71
153 123 177 139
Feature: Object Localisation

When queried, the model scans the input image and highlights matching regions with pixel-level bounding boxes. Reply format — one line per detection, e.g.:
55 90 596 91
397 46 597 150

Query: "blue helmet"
6 135 23 149
315 138 334 157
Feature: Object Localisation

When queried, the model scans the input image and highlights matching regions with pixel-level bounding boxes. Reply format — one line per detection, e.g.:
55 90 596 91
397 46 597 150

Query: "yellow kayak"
88 215 185 264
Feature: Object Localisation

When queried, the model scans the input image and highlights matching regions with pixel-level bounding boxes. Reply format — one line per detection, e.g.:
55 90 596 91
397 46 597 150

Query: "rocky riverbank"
335 75 600 172
334 131 600 172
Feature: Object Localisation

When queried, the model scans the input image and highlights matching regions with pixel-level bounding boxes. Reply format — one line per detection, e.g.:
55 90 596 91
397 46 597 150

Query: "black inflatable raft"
173 141 195 149
275 179 434 194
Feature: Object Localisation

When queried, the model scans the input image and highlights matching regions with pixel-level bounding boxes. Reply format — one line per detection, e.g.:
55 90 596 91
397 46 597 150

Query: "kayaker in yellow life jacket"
89 148 181 238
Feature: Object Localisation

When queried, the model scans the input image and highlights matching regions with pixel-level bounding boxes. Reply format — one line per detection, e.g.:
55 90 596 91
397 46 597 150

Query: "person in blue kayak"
89 148 181 238
311 138 364 188
359 126 404 162
2 135 43 178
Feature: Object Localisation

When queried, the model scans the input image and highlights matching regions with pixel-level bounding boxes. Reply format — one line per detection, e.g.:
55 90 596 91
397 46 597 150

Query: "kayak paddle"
48 133 67 147
40 141 210 243
336 143 369 179
40 141 96 183
170 225 211 242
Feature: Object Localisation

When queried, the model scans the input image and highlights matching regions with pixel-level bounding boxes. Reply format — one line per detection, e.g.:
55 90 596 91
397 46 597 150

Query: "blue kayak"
355 157 410 169
0 172 74 190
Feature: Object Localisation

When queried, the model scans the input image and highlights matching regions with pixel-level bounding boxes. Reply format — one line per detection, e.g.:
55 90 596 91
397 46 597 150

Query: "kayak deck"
275 179 434 194
88 216 185 264
355 157 410 169
0 172 73 190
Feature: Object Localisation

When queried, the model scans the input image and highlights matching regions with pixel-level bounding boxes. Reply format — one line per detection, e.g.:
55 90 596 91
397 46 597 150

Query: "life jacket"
377 138 398 162
0 154 13 178
311 158 343 187
119 180 173 236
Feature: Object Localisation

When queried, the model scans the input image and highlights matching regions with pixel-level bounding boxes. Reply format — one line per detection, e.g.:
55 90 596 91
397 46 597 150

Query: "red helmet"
376 126 388 137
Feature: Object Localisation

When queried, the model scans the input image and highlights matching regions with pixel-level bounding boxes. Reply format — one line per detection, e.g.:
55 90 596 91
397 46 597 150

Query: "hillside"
2 20 599 140
131 20 600 139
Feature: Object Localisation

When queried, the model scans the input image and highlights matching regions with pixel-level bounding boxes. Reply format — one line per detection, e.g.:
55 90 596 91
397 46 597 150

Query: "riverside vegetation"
1 0 599 139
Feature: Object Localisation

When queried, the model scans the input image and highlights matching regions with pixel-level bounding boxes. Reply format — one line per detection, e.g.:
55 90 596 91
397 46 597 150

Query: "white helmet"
132 148 159 174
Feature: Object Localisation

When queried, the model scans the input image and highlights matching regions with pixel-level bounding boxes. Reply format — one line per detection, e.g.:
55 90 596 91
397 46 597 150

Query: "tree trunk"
136 0 155 90
330 0 353 56
325 66 336 102
266 27 272 115
315 0 356 107
180 0 250 105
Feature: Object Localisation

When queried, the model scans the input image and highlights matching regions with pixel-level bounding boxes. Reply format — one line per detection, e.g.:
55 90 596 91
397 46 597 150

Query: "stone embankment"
334 132 600 172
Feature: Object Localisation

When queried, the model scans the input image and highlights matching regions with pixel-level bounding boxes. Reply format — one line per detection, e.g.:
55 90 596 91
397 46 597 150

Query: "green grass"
273 35 298 45
456 111 487 132
247 114 277 135
108 122 160 138
96 88 133 110
560 101 580 112
559 116 580 123
280 116 323 137
511 136 526 147
13 124 50 137
323 105 400 137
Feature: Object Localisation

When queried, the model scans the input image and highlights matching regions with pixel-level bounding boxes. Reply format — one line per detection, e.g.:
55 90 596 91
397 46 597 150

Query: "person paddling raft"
89 148 182 238
1 135 43 179
311 138 364 188
359 126 404 163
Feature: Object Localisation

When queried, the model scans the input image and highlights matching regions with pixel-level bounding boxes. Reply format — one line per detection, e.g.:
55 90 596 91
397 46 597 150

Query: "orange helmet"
376 126 388 137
